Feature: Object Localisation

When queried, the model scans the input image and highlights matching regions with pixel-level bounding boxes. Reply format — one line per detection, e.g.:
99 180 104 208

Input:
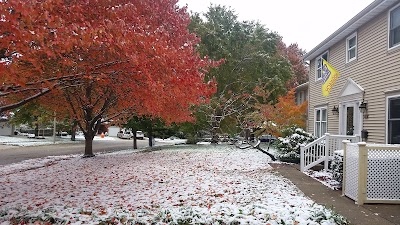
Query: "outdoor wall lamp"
359 101 368 119
332 105 339 115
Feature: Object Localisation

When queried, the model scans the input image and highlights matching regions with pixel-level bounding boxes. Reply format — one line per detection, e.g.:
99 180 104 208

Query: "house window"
389 4 400 48
300 91 304 104
315 107 327 137
316 52 328 81
388 96 400 144
346 33 357 62
295 92 300 105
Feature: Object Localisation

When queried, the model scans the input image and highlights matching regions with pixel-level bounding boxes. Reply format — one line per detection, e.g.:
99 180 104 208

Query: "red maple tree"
277 42 308 89
1 0 219 156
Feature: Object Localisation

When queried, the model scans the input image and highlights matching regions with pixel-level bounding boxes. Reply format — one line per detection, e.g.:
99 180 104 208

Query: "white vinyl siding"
346 33 357 63
308 6 400 143
389 4 400 49
315 52 328 81
388 95 400 144
315 107 327 137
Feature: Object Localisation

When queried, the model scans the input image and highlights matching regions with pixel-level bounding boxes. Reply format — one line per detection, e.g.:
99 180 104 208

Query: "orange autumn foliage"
253 89 307 137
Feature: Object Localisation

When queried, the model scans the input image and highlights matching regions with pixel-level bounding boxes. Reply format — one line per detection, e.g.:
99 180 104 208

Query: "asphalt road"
0 138 150 166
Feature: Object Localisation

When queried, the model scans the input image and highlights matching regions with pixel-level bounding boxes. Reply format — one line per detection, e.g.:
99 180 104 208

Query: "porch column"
324 133 330 170
300 144 305 172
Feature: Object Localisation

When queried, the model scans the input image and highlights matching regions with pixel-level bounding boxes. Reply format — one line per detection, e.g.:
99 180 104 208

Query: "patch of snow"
304 170 342 190
0 135 120 148
0 145 347 224
334 150 344 156
196 141 211 145
0 135 75 147
154 137 187 145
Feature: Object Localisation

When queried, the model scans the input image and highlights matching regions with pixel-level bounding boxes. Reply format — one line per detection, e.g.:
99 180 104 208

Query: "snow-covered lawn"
0 145 347 224
0 135 187 148
0 135 84 147
155 137 187 145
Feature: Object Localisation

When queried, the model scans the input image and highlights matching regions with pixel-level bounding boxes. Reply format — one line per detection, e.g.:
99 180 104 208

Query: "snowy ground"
0 135 80 147
0 135 188 147
0 145 347 224
304 170 341 190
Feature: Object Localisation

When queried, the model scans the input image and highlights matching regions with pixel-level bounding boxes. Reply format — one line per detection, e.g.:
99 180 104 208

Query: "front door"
340 102 362 136
346 106 354 135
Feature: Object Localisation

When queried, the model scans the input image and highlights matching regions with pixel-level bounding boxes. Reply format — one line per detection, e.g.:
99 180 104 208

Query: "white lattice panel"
367 149 400 200
344 143 359 201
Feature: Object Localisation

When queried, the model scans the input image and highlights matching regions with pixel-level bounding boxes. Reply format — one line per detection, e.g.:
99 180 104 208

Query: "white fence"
300 133 359 172
343 141 400 205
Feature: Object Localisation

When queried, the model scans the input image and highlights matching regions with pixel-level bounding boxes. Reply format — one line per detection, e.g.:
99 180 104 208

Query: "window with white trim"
388 96 400 144
389 4 400 48
315 107 327 137
300 91 304 104
346 33 357 62
316 52 328 81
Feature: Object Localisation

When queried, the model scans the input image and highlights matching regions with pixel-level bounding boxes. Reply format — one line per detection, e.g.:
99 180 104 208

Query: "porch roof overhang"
303 0 398 61
295 82 308 91
339 78 365 102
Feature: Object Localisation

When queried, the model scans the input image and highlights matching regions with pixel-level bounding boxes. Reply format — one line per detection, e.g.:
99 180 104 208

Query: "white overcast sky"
177 0 375 52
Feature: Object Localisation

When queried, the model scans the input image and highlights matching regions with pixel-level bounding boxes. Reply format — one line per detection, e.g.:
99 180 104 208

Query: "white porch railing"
343 141 400 205
300 133 360 172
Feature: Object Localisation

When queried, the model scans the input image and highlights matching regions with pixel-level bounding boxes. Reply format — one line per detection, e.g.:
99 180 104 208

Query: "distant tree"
278 42 309 89
10 101 75 138
189 5 293 137
1 0 219 156
124 116 166 149
10 103 49 136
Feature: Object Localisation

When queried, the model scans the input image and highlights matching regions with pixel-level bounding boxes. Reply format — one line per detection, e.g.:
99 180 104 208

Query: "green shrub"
185 134 198 144
275 127 315 162
330 152 343 186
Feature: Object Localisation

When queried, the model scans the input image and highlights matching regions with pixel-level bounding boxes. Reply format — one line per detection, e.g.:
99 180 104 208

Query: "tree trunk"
133 129 137 149
83 131 95 157
244 129 250 141
34 123 39 137
148 124 153 147
71 122 77 141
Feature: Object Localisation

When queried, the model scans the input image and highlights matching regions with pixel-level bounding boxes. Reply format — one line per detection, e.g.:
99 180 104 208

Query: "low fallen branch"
235 139 276 161
255 144 277 161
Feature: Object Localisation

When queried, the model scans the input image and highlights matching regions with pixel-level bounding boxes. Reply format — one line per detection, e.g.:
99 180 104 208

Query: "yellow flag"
321 59 340 97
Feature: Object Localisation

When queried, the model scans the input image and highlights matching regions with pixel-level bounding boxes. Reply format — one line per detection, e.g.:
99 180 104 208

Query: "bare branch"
0 88 51 113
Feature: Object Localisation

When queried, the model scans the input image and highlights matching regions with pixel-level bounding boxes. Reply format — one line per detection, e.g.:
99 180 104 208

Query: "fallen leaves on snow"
0 145 346 224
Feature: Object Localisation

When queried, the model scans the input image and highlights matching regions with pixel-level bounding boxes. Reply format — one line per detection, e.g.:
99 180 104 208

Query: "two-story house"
303 0 400 144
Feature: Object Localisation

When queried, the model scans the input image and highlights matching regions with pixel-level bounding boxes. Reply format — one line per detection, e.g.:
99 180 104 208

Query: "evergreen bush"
330 152 343 186
275 127 316 163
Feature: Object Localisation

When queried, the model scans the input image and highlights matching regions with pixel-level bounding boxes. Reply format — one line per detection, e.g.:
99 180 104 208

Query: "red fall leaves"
1 0 218 120
0 0 221 154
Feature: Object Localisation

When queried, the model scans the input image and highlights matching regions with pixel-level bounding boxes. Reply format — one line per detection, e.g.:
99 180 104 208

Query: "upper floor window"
316 52 328 81
346 33 357 62
389 4 400 49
